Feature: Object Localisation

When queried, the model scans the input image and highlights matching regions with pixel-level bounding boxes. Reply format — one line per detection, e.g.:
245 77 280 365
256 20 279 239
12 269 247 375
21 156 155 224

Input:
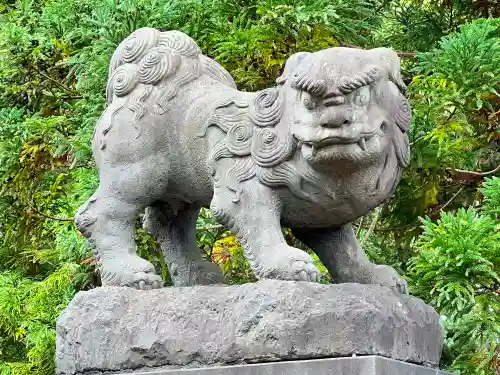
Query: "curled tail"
106 27 235 104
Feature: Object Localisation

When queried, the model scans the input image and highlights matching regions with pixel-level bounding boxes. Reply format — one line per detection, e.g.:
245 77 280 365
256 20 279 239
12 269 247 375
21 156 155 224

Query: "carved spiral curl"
251 129 295 167
226 122 253 156
121 27 160 64
250 88 283 127
138 47 181 85
338 76 364 93
109 64 139 97
210 201 227 225
158 30 201 58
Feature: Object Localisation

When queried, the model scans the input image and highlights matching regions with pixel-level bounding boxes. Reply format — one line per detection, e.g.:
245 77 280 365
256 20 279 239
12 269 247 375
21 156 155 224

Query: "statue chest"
278 170 392 229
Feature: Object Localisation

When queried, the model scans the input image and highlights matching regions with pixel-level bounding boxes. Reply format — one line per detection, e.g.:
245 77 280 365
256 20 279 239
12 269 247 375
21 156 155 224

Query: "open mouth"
295 124 384 153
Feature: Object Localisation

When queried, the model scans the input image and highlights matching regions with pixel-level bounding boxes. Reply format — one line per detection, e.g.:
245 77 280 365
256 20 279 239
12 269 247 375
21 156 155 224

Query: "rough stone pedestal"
56 281 444 375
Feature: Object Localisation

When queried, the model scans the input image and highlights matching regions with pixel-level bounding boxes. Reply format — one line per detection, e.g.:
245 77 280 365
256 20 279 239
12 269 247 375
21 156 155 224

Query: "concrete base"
114 356 453 375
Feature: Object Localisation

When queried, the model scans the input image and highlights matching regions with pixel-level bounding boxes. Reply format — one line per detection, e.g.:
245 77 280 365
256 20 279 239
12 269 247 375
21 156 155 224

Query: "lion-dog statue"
75 27 411 293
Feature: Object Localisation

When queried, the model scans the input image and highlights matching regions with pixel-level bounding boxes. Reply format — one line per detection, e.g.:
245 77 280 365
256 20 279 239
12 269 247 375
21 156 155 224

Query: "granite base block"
116 356 454 375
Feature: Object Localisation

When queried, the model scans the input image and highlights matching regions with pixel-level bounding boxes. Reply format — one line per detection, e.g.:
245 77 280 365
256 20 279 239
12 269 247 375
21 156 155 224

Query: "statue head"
207 46 411 203
275 47 411 171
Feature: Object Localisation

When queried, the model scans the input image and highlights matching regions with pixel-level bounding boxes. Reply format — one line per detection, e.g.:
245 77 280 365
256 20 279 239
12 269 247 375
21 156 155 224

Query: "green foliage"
0 265 87 375
385 17 499 238
212 233 257 284
206 0 383 90
409 208 499 318
375 0 500 52
408 181 500 374
481 177 500 219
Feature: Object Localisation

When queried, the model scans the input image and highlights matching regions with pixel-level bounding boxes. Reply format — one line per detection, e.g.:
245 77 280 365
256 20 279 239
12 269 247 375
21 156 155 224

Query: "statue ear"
276 52 311 84
370 47 406 93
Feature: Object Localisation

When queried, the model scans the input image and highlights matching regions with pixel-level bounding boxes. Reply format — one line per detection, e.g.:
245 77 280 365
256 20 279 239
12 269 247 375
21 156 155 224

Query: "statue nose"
319 110 353 128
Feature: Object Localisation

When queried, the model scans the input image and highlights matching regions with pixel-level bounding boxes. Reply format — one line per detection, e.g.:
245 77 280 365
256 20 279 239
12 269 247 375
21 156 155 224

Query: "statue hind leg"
292 224 408 293
143 201 227 286
74 179 164 289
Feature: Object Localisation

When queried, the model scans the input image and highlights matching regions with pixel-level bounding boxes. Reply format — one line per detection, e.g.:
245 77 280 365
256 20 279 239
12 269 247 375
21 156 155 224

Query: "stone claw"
152 280 162 289
396 277 408 294
258 245 321 283
100 254 164 289
129 271 164 290
297 270 308 281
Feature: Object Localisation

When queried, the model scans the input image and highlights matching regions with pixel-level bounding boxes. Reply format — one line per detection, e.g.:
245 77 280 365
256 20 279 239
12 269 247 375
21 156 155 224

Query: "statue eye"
355 95 365 106
355 87 371 106
303 97 317 110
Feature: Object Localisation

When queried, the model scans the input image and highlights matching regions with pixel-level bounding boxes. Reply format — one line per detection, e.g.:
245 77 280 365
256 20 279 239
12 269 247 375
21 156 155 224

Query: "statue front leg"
292 224 408 293
75 185 164 289
211 181 320 282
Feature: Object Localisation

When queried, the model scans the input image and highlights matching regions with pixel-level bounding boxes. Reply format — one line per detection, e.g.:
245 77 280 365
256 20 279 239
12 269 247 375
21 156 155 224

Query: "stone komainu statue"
74 27 411 292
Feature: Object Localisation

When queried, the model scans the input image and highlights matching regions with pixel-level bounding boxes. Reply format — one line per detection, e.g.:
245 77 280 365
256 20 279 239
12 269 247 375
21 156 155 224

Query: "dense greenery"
0 1 498 374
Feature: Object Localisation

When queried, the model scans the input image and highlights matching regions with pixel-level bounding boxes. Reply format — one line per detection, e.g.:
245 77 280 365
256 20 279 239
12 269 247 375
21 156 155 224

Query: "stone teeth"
311 146 317 156
358 137 367 150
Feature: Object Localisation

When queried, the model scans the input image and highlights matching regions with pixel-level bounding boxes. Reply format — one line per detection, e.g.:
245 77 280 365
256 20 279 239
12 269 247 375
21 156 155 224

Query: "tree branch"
356 216 364 236
356 223 419 232
28 203 74 222
447 164 500 185
488 109 500 120
395 52 417 58
196 224 224 231
31 65 78 96
440 186 465 212
450 164 500 177
60 95 83 100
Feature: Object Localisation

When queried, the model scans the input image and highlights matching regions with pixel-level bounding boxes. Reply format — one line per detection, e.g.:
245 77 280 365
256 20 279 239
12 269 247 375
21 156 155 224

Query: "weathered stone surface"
109 356 454 375
56 281 444 375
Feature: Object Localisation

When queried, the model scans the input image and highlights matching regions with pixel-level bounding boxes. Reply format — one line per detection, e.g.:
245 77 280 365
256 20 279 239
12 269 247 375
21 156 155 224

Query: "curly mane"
205 88 331 203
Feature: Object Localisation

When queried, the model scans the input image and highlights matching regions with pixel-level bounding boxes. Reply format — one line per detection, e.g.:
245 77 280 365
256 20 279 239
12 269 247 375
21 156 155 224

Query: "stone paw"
370 265 408 294
170 258 228 286
257 245 321 283
192 260 228 285
128 271 165 290
100 254 164 290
